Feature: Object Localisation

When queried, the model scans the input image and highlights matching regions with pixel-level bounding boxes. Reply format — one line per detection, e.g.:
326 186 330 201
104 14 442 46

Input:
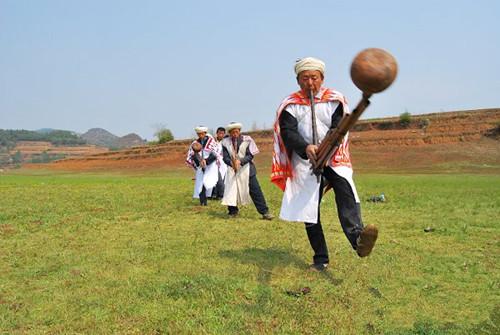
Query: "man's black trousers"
228 174 269 215
199 186 208 206
211 171 225 199
305 167 364 265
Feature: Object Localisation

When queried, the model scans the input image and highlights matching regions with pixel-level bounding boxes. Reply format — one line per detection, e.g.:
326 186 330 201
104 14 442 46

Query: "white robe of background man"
215 139 228 186
186 135 219 199
221 135 259 206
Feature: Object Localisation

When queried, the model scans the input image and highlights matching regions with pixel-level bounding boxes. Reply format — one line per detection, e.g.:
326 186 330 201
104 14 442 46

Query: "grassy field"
0 169 499 334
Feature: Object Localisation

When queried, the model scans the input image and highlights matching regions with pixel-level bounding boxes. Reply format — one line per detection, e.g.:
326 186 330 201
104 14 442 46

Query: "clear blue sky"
1 0 499 140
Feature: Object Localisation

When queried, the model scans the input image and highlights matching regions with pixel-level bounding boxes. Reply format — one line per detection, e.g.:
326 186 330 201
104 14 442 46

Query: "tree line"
0 129 86 149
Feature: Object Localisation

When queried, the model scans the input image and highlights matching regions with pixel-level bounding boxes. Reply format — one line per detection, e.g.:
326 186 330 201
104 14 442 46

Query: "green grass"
1 170 499 334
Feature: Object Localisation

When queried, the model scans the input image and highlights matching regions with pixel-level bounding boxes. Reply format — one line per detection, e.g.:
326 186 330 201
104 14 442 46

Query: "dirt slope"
25 109 500 174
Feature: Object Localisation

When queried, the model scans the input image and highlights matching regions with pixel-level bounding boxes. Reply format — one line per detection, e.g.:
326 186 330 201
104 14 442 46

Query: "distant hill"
117 133 146 148
0 129 85 148
81 128 146 149
81 128 118 147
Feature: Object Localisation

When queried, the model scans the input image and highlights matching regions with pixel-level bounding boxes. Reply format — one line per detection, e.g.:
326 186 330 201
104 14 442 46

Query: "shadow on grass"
220 247 307 284
203 204 261 220
204 206 230 219
219 247 344 287
220 247 304 314
220 247 344 317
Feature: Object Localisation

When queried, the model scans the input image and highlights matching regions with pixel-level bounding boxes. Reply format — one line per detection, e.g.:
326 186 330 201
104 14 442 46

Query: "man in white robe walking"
211 127 228 200
221 122 273 220
186 126 219 206
271 57 378 271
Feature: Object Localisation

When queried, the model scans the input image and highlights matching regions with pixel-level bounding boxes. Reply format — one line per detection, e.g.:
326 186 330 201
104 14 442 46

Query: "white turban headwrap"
226 122 242 132
194 126 208 133
294 57 325 76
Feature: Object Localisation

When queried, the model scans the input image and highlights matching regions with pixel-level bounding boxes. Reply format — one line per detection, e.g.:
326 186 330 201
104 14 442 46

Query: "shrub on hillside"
155 128 174 144
31 152 66 164
399 112 412 127
11 150 22 164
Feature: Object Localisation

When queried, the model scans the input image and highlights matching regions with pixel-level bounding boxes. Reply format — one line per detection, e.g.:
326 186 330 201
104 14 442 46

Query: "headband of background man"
226 122 242 132
195 126 208 133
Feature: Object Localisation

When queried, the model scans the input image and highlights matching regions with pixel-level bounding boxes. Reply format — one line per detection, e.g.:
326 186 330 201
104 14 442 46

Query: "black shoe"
309 263 328 272
356 224 378 257
228 212 239 218
261 213 274 220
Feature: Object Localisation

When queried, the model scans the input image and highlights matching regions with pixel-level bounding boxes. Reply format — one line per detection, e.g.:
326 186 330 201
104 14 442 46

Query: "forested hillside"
0 129 85 149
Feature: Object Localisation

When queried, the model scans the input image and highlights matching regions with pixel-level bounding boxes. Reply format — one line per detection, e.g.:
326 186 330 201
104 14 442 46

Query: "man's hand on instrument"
233 159 241 172
306 144 318 163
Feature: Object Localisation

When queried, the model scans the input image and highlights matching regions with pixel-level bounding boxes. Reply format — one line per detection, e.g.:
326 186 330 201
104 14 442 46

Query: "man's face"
229 128 240 139
297 70 324 96
197 132 206 140
216 130 225 141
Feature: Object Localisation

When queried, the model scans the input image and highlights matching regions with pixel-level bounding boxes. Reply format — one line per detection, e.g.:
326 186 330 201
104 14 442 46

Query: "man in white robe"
221 122 273 220
186 126 219 206
271 57 378 271
211 126 228 200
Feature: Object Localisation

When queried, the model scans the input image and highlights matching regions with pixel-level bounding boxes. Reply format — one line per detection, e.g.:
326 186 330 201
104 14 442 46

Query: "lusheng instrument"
231 140 240 172
191 141 202 153
309 89 320 182
191 141 205 171
311 48 398 176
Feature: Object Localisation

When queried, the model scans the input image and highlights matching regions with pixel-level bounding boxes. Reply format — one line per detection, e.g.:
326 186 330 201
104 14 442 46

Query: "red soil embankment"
25 109 500 174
